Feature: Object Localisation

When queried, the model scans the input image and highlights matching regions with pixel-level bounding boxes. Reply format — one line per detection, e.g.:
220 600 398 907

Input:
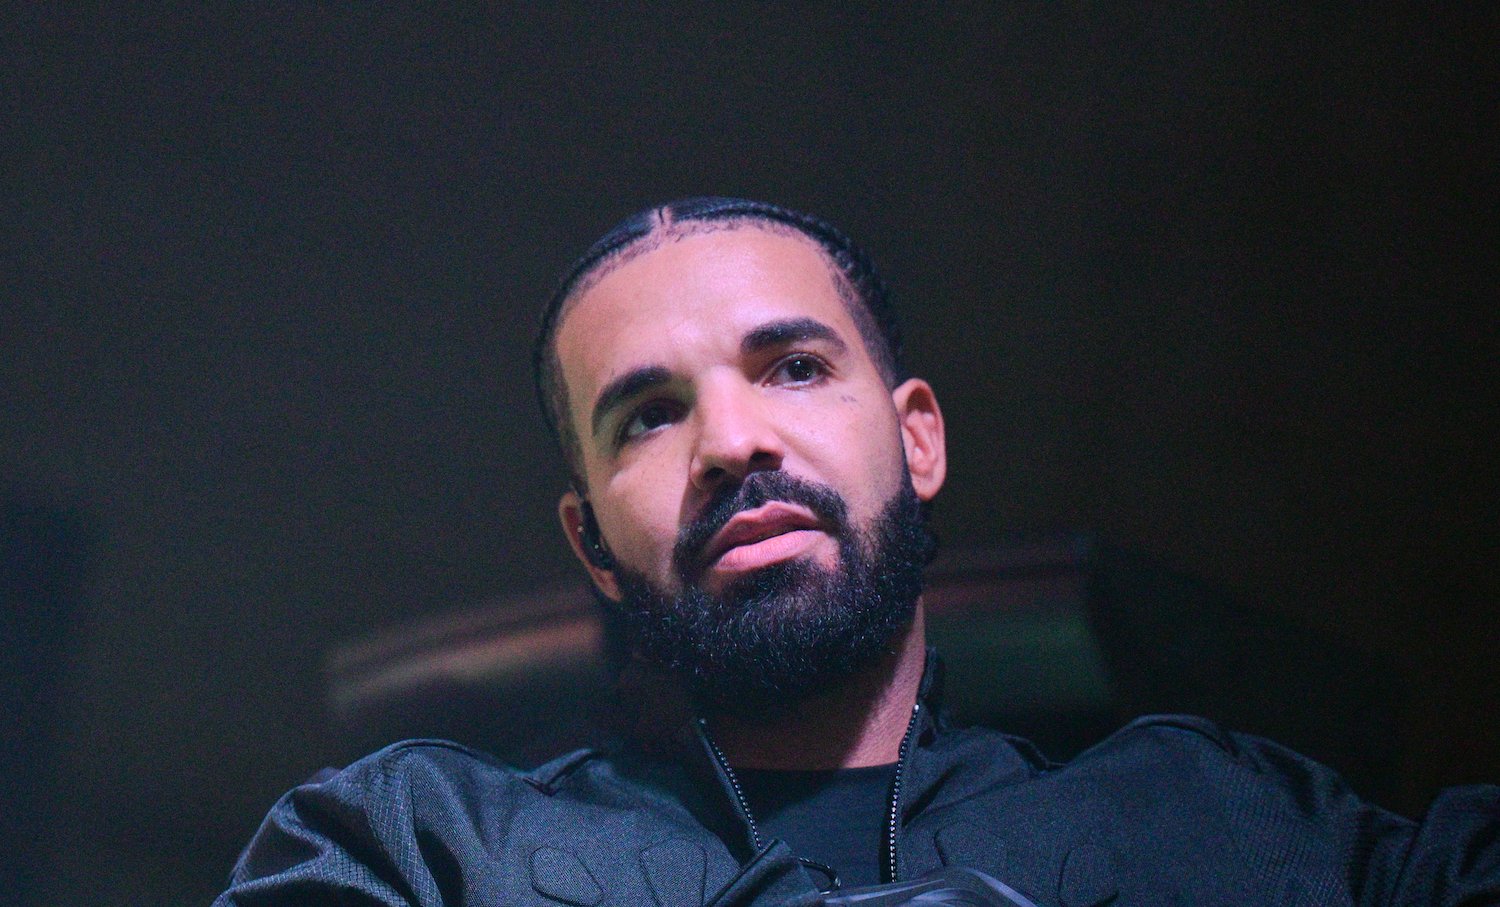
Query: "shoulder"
924 718 1381 900
1073 713 1393 800
220 738 741 905
300 738 612 821
1042 716 1500 902
1082 713 1257 775
232 738 623 870
1051 714 1371 810
308 739 706 833
925 713 1259 785
311 738 542 796
969 716 1375 863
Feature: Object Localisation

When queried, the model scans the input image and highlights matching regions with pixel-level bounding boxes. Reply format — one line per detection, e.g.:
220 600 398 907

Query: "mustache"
672 471 849 580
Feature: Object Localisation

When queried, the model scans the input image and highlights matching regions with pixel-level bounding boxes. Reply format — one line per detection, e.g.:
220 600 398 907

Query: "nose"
689 377 785 492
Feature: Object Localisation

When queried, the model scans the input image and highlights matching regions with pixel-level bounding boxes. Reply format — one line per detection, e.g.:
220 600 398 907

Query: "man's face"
552 224 945 708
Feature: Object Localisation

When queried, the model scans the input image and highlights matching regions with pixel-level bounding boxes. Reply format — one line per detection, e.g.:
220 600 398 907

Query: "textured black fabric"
217 671 1500 905
737 763 896 889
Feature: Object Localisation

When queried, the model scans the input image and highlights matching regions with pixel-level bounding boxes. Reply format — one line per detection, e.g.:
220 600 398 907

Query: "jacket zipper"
885 701 921 884
697 700 924 887
698 718 764 852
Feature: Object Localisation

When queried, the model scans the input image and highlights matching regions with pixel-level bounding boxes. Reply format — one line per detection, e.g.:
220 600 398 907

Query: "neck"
703 605 927 770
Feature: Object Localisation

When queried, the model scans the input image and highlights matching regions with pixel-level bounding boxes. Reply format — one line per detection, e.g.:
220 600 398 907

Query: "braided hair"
532 197 906 483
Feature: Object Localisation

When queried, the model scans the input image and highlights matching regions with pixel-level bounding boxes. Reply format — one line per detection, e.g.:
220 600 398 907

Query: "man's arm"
215 744 457 907
1378 784 1500 905
1217 722 1500 905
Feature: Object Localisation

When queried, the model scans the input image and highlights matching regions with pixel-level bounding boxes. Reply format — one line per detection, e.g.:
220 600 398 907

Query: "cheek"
795 395 906 502
598 461 688 574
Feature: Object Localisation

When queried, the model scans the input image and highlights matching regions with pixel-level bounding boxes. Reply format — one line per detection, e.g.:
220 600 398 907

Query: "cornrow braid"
532 197 906 485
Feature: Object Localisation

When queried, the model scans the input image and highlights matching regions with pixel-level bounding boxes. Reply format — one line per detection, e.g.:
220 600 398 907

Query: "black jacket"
217 662 1500 906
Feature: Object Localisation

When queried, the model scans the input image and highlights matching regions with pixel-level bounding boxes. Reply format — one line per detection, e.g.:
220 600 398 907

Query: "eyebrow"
591 365 673 438
741 317 847 357
587 318 849 440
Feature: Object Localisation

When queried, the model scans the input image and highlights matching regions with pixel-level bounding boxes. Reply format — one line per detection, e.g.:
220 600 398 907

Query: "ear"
558 489 623 602
891 378 947 502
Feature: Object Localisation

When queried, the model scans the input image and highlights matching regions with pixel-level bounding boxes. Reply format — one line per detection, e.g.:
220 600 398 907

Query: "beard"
603 470 935 719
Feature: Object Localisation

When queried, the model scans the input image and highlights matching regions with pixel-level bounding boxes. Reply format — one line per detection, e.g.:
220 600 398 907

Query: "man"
218 198 1499 906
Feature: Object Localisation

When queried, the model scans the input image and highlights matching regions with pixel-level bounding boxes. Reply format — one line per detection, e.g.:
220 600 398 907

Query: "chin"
605 475 934 718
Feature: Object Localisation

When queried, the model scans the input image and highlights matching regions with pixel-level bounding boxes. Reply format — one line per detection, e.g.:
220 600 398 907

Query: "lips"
700 502 823 570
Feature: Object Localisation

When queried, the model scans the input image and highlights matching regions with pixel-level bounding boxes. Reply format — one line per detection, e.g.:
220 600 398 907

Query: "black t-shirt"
736 763 897 889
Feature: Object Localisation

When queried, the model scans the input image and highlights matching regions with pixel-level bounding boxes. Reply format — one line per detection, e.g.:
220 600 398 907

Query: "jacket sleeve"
1218 723 1500 906
1111 716 1499 904
213 748 447 907
1381 784 1500 906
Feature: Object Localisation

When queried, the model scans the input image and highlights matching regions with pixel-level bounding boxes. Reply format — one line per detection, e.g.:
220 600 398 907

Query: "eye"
618 398 684 444
769 353 829 386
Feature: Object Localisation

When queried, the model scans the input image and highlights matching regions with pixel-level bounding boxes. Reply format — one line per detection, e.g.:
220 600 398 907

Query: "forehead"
553 225 865 410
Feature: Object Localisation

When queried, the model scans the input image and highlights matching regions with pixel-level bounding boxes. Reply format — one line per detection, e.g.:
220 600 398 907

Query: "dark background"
3 4 1494 905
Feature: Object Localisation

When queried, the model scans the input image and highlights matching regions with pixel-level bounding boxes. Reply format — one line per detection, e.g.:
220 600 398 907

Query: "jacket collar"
673 648 958 858
641 646 1040 867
